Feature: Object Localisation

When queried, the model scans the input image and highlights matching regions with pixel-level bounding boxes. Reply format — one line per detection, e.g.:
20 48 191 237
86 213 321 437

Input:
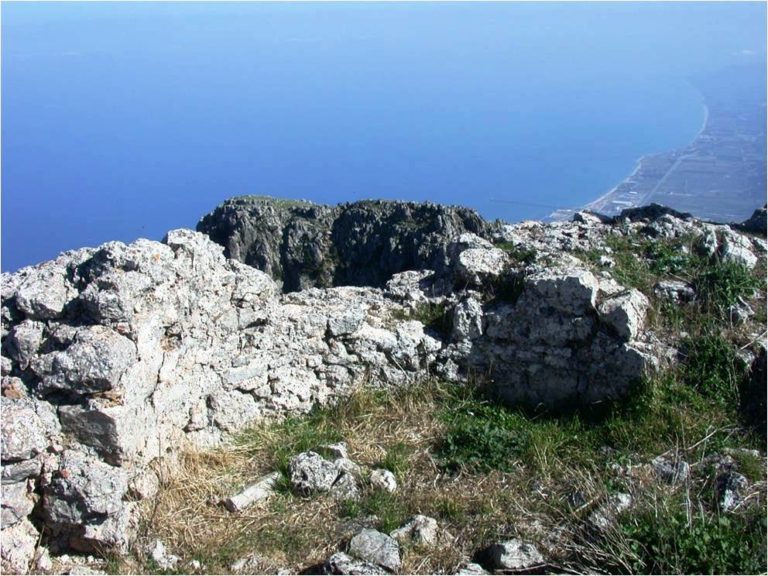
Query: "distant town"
553 65 767 224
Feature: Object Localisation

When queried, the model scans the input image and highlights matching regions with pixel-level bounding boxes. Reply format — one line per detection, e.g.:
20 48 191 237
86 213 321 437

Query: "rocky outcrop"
196 197 493 292
3 197 763 571
1 230 440 570
736 204 767 236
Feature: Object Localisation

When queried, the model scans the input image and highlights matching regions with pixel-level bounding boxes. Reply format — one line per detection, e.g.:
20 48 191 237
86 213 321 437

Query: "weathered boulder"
460 267 652 410
451 297 484 341
480 539 545 571
369 469 397 494
597 289 649 342
43 450 133 551
1 480 35 527
653 280 696 303
720 231 758 269
289 451 342 495
348 529 401 572
1 518 39 574
324 552 387 575
390 515 445 548
1 397 57 461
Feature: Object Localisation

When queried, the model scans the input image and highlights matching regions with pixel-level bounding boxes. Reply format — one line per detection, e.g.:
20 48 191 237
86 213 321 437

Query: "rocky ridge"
1 198 765 573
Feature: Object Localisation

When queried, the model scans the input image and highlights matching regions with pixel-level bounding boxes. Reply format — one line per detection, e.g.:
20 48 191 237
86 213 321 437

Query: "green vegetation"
610 502 767 575
392 302 453 335
695 260 761 314
495 242 538 265
680 332 743 405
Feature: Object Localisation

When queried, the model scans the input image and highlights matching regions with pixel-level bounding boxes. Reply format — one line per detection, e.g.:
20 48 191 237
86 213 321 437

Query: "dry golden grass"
116 383 597 574
113 374 766 575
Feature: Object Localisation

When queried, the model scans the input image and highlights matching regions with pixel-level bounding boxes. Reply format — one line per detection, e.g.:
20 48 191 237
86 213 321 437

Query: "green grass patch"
434 388 599 474
612 502 767 574
495 242 538 265
377 442 411 481
339 491 409 534
235 408 344 475
694 260 761 314
680 332 743 406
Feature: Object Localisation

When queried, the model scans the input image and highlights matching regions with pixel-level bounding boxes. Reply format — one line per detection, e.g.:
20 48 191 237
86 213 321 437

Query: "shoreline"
550 90 710 220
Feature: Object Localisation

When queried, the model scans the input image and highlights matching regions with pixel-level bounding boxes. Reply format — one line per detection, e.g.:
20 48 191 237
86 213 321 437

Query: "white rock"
485 539 544 570
222 471 280 512
348 529 401 572
451 298 484 341
1 518 39 574
369 469 397 493
148 539 180 571
390 515 445 548
597 289 650 342
324 552 386 575
288 452 340 495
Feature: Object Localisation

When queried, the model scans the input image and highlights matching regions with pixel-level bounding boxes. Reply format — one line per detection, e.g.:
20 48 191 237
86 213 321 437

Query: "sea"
2 2 766 271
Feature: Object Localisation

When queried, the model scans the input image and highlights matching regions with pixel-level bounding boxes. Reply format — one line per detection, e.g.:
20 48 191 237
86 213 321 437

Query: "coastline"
550 93 710 221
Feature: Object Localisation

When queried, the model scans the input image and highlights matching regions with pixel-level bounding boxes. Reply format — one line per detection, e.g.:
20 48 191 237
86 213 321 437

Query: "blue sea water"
2 2 766 271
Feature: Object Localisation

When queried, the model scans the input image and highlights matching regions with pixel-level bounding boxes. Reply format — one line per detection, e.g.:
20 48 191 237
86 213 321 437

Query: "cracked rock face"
1 228 440 568
197 197 492 292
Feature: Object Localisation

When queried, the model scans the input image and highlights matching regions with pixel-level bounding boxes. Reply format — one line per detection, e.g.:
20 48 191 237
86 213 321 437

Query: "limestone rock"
456 246 509 286
1 397 56 461
1 517 39 574
127 468 160 501
289 452 341 495
482 539 545 570
148 539 180 571
524 269 599 316
319 442 349 460
324 552 386 575
223 472 280 512
328 308 366 337
1 480 35 527
651 456 690 484
390 515 445 548
35 326 137 394
14 257 79 320
2 459 42 485
43 451 131 549
588 493 632 531
721 231 758 269
597 289 649 342
455 562 490 575
197 197 491 291
330 472 362 501
6 320 45 370
369 469 397 493
451 298 483 341
348 529 401 572
727 297 754 324
653 280 695 303
230 552 265 574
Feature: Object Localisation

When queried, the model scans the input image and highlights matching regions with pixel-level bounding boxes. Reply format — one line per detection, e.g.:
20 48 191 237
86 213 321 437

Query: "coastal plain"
555 65 767 223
